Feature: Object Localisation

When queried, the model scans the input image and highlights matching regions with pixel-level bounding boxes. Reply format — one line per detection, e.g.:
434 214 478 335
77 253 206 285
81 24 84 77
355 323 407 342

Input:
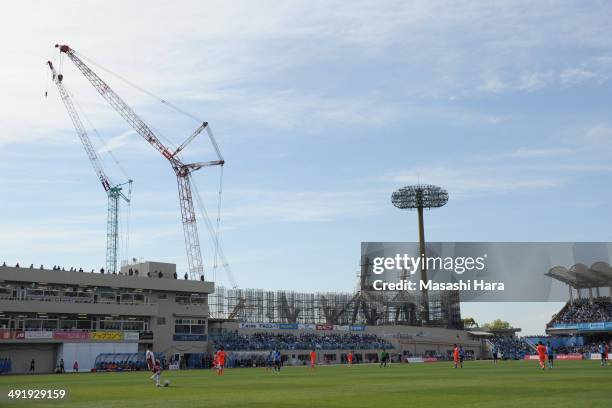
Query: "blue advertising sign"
550 322 612 331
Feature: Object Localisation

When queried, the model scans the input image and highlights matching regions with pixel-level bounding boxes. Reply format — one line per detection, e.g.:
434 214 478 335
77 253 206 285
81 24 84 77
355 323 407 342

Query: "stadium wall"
0 343 57 374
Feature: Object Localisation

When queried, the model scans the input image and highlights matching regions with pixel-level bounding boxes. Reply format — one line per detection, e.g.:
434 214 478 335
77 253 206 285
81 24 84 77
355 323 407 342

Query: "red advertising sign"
316 324 333 331
556 353 583 360
423 357 438 362
53 331 90 341
0 330 12 340
14 331 25 339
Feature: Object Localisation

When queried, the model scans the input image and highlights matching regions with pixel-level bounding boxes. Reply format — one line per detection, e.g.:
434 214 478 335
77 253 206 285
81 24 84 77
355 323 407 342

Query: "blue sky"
1 1 612 334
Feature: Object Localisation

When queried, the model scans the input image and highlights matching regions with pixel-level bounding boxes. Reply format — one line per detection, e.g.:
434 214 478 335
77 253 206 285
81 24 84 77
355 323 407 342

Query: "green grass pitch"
0 360 610 407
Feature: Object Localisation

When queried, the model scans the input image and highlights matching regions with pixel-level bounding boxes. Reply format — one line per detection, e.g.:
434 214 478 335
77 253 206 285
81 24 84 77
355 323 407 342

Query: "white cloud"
96 130 135 154
559 66 599 84
583 124 612 145
1 0 611 149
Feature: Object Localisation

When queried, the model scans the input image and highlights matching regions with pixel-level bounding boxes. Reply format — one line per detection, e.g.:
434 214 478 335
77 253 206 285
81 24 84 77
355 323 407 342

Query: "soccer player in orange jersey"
453 344 460 368
309 349 317 371
536 341 547 370
347 351 353 367
216 347 226 375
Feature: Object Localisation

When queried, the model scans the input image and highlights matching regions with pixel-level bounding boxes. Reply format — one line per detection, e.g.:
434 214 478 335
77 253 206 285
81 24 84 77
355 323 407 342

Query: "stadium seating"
549 298 612 325
489 336 534 359
212 332 394 351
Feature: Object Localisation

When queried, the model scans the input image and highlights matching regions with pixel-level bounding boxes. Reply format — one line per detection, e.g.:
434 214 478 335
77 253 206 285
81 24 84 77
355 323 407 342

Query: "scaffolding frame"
209 287 462 329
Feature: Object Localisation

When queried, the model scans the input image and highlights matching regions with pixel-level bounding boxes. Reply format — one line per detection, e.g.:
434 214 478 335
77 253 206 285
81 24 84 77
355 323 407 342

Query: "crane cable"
191 174 220 282
68 51 178 151
191 172 237 288
76 51 205 124
64 84 131 180
75 50 224 164
62 82 133 265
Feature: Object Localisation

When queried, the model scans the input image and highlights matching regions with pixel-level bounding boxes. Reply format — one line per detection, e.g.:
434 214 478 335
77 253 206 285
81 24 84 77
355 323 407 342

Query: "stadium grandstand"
466 262 612 362
471 263 612 361
546 262 612 335
0 259 483 374
2 257 611 374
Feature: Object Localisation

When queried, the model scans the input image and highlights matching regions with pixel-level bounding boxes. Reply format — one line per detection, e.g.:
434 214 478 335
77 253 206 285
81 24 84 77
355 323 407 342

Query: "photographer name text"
371 279 505 291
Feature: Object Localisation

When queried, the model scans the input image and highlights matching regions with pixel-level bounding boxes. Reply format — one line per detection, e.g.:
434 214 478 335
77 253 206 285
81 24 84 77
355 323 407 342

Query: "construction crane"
55 44 224 281
47 60 132 274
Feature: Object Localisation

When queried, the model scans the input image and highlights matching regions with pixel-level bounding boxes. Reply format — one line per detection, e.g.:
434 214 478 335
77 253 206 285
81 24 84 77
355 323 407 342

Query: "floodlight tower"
391 184 449 323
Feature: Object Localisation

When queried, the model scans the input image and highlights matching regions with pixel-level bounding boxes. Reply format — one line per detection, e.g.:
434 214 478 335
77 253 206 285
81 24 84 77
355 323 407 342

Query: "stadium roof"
467 331 495 337
546 262 612 289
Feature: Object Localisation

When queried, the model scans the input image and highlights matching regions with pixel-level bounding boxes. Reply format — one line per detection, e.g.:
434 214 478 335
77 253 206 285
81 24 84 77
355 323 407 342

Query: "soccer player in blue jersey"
273 349 282 373
266 350 274 371
546 341 554 369
598 343 608 367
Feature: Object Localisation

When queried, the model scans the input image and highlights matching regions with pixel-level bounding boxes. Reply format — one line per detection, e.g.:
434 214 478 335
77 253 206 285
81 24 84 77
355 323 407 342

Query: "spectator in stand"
489 336 533 359
213 331 394 351
550 299 612 324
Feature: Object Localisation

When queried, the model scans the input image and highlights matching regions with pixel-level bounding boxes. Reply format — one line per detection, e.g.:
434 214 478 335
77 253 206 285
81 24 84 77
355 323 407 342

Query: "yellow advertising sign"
90 331 123 341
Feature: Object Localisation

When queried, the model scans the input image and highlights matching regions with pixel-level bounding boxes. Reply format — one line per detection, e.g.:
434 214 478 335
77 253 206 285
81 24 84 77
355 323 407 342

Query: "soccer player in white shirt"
146 346 156 381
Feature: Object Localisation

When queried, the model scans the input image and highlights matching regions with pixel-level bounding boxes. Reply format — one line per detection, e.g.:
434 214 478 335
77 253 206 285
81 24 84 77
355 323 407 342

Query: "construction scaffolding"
209 287 462 329
210 255 462 328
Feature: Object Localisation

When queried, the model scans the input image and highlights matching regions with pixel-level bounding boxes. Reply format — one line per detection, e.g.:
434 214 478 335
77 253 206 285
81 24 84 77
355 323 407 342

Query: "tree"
462 317 478 329
482 319 511 330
